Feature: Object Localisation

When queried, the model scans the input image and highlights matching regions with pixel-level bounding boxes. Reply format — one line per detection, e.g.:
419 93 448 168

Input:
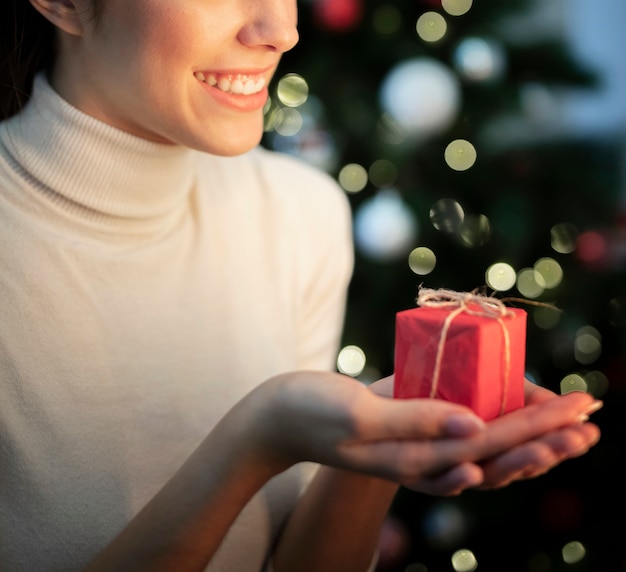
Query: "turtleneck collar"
0 74 197 227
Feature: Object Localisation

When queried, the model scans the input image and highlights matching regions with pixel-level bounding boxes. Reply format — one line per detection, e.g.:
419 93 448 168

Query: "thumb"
362 396 486 441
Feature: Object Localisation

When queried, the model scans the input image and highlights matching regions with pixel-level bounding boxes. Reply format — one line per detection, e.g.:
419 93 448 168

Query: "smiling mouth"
194 72 266 95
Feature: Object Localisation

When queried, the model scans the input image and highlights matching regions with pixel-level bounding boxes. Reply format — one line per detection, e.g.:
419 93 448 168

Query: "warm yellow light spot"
408 247 437 275
276 73 309 107
485 262 516 291
338 163 368 193
273 108 303 136
575 326 602 365
445 139 477 171
534 257 563 289
550 222 578 254
442 0 473 16
263 97 279 132
560 374 588 394
416 12 447 43
562 541 586 564
337 345 367 377
516 268 545 299
451 548 478 572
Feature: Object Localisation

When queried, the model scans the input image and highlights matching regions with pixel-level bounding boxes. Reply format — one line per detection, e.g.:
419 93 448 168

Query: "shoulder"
222 147 347 207
203 146 352 235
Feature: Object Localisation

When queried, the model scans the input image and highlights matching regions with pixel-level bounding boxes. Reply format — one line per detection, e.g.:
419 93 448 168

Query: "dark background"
263 1 626 570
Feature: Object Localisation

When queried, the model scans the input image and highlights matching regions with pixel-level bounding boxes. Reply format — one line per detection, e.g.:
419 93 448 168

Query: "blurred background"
261 0 626 570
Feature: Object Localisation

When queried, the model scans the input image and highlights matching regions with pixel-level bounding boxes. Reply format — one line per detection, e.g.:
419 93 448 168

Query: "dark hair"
1 1 57 120
1 1 104 120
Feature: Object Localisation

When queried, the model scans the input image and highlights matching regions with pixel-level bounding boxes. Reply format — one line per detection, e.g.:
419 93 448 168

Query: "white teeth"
194 72 265 95
217 76 231 92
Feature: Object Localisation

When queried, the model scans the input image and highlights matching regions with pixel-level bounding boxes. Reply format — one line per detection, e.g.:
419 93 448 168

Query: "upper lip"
194 64 276 77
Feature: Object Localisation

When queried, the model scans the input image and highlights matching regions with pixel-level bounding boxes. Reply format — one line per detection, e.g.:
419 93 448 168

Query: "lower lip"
197 80 269 112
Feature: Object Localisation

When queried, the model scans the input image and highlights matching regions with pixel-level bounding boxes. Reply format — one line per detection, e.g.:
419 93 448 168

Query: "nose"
238 0 299 53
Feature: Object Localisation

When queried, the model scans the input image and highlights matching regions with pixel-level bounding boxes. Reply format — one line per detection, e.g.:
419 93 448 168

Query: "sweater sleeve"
290 160 354 372
252 146 355 373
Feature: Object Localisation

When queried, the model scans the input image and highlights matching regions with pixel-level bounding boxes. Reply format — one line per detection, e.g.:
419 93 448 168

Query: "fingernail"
446 414 485 437
576 400 603 424
583 400 603 416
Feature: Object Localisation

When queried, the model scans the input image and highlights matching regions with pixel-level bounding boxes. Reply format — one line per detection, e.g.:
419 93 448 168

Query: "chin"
189 132 263 157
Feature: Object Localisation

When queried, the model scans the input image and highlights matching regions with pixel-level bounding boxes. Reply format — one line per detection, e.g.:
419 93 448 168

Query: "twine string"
417 288 514 415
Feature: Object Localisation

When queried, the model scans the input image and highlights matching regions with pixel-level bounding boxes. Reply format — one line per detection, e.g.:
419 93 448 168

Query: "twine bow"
417 287 515 416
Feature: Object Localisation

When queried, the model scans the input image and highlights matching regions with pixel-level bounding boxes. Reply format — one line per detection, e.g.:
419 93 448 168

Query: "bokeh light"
354 189 419 261
442 0 473 17
453 37 507 83
457 214 491 247
416 12 448 43
408 247 437 275
273 107 303 136
576 230 607 264
369 159 398 188
276 73 309 107
423 502 468 549
534 257 563 289
516 267 546 298
574 325 602 365
338 163 368 193
376 113 408 145
444 139 477 171
380 58 461 138
551 222 578 254
560 373 588 394
263 97 280 132
451 549 478 572
485 262 516 291
584 370 609 398
533 305 561 330
337 345 366 377
562 541 586 565
430 198 465 233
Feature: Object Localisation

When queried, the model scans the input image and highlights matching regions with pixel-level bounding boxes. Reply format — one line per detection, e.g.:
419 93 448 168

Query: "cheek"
106 5 201 76
143 3 224 60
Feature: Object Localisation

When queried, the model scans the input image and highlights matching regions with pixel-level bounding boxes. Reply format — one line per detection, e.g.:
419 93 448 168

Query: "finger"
367 375 395 398
363 397 486 441
523 380 556 405
478 422 601 488
473 392 601 457
405 462 484 496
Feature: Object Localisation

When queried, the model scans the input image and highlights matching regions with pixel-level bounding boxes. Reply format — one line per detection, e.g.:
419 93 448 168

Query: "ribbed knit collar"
0 74 197 226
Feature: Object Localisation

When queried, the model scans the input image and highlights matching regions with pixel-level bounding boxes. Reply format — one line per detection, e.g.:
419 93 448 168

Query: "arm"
85 373 600 572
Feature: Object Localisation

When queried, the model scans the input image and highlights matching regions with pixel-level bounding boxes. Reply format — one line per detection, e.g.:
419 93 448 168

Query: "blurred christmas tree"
263 0 626 570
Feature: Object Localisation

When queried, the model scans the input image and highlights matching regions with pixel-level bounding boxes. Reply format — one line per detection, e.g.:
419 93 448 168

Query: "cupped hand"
247 373 600 496
248 371 486 480
474 380 601 489
368 376 601 494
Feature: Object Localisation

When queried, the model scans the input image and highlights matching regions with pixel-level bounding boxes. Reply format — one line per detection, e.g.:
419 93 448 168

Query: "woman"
0 0 601 570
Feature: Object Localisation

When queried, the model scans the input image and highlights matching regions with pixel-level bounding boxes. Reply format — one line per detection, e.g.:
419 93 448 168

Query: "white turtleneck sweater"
0 75 354 571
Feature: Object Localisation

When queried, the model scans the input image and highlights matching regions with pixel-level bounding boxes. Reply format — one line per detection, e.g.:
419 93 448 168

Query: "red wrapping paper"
394 305 527 420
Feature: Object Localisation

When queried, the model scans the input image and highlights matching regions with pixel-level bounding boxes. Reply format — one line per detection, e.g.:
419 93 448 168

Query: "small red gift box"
393 290 527 420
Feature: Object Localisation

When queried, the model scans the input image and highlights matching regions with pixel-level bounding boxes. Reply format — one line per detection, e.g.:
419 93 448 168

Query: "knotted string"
416 287 515 416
